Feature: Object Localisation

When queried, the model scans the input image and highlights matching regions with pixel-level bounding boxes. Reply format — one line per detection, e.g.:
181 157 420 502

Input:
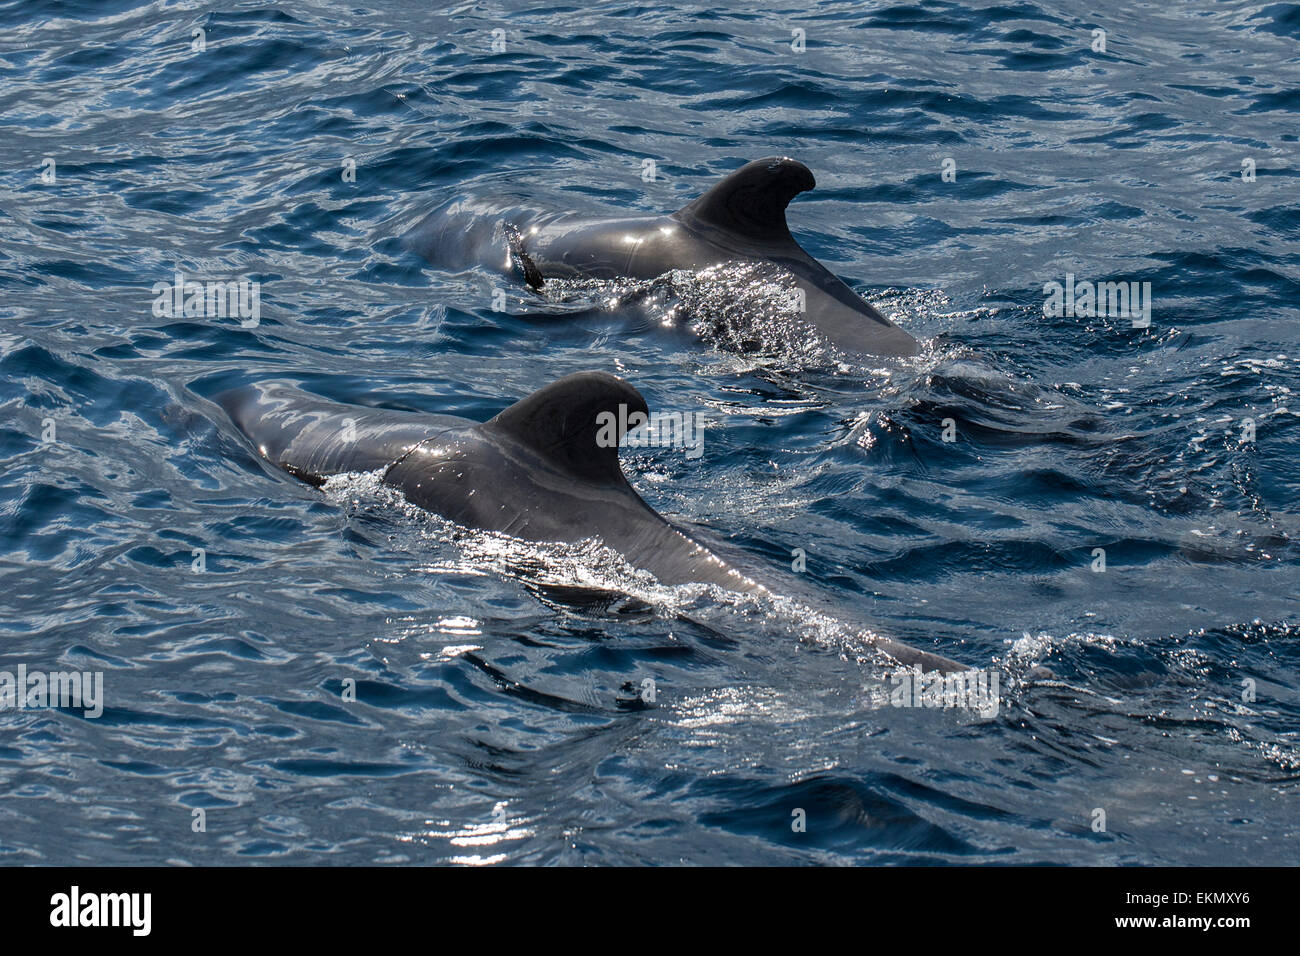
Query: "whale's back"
216 382 461 485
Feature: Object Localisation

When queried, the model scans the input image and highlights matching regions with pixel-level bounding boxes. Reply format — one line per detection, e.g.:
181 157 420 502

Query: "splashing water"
539 262 846 364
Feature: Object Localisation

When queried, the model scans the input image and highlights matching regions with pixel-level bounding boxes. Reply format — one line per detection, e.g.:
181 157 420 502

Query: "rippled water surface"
1 0 1298 864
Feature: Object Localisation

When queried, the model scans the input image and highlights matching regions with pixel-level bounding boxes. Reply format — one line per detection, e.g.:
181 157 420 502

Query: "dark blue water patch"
1238 89 1300 114
1249 3 1300 38
694 774 985 857
264 756 426 778
267 697 372 726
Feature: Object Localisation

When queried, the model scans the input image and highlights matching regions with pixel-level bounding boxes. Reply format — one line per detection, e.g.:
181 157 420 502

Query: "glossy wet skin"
520 211 919 357
389 428 751 590
216 373 968 674
215 377 754 591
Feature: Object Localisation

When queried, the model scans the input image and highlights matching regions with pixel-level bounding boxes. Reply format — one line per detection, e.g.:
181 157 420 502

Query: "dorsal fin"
674 156 815 242
484 372 649 485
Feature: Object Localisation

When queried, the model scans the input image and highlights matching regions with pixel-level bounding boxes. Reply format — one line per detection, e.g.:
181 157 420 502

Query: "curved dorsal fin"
675 156 815 242
484 371 648 485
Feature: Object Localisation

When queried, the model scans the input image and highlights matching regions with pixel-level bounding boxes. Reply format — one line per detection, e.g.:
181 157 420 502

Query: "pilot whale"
216 371 962 673
408 157 918 358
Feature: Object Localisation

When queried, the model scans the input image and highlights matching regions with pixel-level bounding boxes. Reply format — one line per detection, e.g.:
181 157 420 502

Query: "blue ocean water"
1 0 1297 865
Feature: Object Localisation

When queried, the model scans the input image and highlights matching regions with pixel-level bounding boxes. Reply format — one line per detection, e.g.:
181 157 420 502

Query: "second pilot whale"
409 157 919 358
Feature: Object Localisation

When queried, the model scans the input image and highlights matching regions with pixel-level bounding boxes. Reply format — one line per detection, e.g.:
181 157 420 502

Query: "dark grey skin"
216 371 964 674
409 157 918 358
